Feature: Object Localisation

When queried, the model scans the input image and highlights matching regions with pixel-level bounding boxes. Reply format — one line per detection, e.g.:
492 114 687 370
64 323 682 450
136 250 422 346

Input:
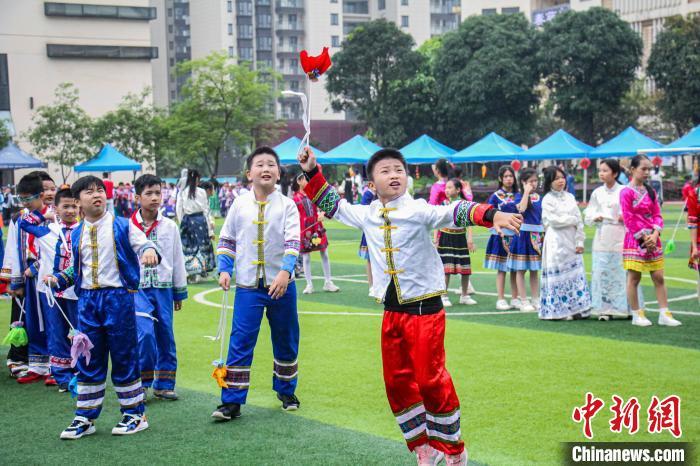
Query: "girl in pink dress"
620 155 681 327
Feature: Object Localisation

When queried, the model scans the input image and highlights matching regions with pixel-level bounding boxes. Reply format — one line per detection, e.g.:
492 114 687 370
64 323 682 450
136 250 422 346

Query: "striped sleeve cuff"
284 240 300 257
453 202 494 228
216 237 236 259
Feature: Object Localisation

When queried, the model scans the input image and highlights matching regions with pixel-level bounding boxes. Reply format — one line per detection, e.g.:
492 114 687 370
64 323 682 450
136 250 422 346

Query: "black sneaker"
211 403 241 421
58 383 69 393
60 416 96 440
277 393 300 411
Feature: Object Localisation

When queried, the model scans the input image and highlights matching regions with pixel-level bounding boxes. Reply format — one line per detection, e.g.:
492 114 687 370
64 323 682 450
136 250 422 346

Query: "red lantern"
510 160 522 171
415 165 420 180
580 157 591 170
652 155 663 167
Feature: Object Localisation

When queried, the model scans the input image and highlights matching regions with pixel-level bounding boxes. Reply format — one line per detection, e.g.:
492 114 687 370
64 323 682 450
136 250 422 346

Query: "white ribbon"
281 90 310 158
205 290 230 366
41 288 76 332
13 297 26 321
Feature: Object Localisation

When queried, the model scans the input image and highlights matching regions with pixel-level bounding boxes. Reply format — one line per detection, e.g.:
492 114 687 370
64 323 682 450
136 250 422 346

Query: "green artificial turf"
0 204 697 465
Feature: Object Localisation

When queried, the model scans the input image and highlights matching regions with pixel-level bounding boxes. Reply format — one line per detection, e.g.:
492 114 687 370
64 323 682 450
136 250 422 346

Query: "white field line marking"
192 286 698 317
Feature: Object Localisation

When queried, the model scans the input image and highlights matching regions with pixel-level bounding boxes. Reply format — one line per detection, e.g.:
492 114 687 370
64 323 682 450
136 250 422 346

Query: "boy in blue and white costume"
212 147 301 421
47 176 160 439
132 174 188 400
17 188 80 391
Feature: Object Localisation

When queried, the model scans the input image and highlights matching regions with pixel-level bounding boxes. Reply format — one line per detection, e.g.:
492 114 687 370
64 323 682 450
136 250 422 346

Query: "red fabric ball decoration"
510 160 522 171
652 155 663 167
580 157 591 169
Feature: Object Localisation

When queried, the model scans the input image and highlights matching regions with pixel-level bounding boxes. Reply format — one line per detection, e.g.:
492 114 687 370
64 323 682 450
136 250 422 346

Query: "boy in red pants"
298 148 521 465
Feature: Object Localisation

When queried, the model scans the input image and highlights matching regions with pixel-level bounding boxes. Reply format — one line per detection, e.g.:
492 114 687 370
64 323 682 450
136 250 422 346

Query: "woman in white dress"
176 169 216 280
539 166 592 320
584 159 637 320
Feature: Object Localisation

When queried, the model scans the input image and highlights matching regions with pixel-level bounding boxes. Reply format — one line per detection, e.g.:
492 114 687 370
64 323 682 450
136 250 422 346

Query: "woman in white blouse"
176 169 215 281
584 159 637 320
539 166 592 320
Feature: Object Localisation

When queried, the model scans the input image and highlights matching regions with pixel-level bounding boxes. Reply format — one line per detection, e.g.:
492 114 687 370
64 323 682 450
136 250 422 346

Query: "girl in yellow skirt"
619 155 681 327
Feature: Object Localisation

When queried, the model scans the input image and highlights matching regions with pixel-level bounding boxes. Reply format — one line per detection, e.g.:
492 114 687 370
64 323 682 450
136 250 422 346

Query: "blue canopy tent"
274 136 325 165
399 134 456 164
0 143 46 169
75 144 142 172
318 135 381 165
657 125 700 153
451 132 524 163
590 127 663 158
521 129 593 161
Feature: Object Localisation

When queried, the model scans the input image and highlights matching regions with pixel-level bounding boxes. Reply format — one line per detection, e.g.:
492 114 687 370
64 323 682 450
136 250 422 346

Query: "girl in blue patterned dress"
507 168 542 312
484 165 520 310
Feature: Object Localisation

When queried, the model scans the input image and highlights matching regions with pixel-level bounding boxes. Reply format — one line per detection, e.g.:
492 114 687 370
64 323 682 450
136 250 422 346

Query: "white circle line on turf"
192 286 699 317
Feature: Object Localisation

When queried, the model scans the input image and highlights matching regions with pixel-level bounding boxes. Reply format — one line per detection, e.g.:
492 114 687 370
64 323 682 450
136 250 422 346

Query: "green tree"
24 83 93 183
647 15 700 136
0 121 11 148
91 88 167 164
434 13 540 148
537 7 643 144
326 19 425 145
164 52 280 175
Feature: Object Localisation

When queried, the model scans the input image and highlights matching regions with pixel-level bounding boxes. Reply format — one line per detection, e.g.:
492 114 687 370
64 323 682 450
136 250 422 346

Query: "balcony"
275 0 304 11
276 21 304 34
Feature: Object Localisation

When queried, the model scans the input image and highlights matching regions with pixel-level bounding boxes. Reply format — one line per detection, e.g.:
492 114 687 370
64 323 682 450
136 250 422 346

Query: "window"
227 0 233 12
401 0 408 5
331 13 338 25
237 1 252 15
171 90 176 100
228 23 233 35
228 46 235 57
289 36 298 47
331 0 338 3
401 15 409 27
290 58 298 69
257 36 272 51
239 47 253 60
44 2 157 20
0 54 9 111
378 0 385 9
331 35 340 47
46 44 158 59
169 58 174 66
257 14 272 27
289 80 299 91
482 8 496 15
238 24 253 38
502 7 520 14
168 7 172 16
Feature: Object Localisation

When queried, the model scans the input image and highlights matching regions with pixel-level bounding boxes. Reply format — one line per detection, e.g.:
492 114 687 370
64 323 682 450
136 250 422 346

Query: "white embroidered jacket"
217 190 300 288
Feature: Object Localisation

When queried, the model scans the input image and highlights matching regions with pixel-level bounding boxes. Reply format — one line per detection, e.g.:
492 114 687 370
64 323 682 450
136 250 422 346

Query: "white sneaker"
60 416 96 440
658 311 682 327
510 298 522 308
441 295 452 307
302 284 314 294
459 295 477 305
632 310 653 327
496 299 511 311
111 413 149 435
445 450 468 466
323 281 340 292
467 282 476 294
520 299 536 312
415 444 445 466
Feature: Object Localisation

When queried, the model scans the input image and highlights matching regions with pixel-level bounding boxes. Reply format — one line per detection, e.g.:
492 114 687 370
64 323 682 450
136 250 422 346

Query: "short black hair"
55 188 76 206
17 173 44 196
71 176 105 198
27 171 54 183
134 174 162 195
366 148 407 181
246 146 280 170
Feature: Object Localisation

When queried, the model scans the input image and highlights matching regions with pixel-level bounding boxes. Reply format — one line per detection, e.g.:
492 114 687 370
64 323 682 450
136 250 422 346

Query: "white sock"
320 249 332 282
659 307 669 315
302 254 312 288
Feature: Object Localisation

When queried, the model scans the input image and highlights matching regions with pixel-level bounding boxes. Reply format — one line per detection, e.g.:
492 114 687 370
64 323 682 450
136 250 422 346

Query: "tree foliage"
0 121 11 148
24 83 93 183
647 15 700 135
164 52 280 175
434 13 540 148
326 19 425 146
91 88 166 164
537 7 642 144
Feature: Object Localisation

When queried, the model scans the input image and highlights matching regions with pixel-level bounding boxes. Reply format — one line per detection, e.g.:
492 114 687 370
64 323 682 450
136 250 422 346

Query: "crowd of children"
1 170 187 439
0 146 696 465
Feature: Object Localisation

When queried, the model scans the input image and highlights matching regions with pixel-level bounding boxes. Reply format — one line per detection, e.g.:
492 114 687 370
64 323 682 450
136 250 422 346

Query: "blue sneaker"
111 413 149 435
60 416 96 440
